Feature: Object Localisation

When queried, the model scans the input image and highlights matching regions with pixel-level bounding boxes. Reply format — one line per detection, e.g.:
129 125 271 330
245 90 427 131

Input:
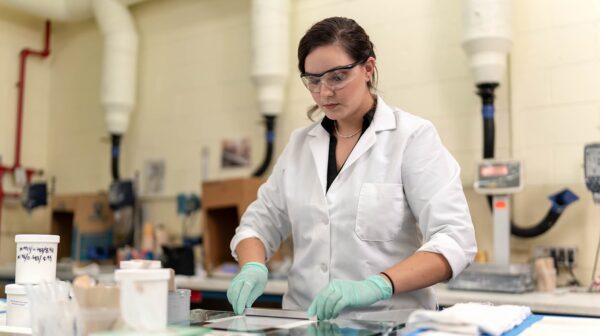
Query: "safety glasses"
300 58 366 93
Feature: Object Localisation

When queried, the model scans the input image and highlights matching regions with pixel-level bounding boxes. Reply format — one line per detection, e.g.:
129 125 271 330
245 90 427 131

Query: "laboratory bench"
0 263 116 282
3 307 600 335
1 271 600 334
434 283 600 317
175 276 600 317
0 263 116 296
2 263 599 317
0 307 406 335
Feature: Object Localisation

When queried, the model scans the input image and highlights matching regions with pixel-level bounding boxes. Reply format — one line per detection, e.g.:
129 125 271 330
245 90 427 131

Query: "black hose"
477 83 577 238
483 118 495 159
253 115 276 177
111 134 121 181
486 197 559 237
477 83 497 160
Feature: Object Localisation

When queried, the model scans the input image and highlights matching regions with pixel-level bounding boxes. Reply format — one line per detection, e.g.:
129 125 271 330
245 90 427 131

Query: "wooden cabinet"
201 177 265 274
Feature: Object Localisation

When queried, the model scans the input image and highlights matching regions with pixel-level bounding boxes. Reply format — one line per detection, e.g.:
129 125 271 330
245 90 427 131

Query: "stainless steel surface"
190 309 404 335
244 307 313 320
448 263 535 293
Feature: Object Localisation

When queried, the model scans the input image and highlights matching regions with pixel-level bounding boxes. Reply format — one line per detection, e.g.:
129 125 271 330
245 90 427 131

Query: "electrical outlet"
534 246 577 268
564 247 577 267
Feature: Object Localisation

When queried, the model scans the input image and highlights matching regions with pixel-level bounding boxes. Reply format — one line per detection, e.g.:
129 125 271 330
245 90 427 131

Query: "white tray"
0 325 32 335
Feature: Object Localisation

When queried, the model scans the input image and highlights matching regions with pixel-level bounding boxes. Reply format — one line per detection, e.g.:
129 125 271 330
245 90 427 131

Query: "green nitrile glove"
306 321 342 336
227 262 268 315
307 275 393 320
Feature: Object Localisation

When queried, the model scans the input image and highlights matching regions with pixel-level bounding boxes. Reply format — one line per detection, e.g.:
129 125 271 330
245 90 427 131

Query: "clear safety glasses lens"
300 59 366 93
301 69 356 93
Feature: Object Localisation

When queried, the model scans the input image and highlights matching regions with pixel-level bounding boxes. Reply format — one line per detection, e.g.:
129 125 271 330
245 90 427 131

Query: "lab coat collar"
307 96 396 137
372 96 397 132
307 96 397 194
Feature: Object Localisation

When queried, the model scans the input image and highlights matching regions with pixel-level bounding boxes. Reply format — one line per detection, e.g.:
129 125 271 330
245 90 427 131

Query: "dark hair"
298 17 377 119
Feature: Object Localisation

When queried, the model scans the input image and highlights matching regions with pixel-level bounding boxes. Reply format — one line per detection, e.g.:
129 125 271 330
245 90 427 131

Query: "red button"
495 201 507 209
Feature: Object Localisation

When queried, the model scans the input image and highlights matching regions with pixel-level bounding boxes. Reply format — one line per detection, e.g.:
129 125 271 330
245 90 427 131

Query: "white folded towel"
406 302 532 336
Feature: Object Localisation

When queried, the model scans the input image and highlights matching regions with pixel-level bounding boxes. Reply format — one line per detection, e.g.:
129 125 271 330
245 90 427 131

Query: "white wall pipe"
462 0 512 84
92 0 138 135
251 0 290 116
0 0 92 21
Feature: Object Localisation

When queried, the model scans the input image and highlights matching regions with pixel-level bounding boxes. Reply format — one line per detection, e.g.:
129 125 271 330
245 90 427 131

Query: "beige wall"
0 8 51 262
508 0 600 283
1 0 599 285
47 19 107 194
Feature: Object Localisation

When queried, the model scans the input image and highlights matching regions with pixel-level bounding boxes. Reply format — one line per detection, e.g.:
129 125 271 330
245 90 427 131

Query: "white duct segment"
462 0 512 84
0 0 92 21
92 0 138 135
251 0 290 116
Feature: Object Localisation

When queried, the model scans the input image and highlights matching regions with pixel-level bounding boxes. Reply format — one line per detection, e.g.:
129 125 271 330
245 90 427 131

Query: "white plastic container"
15 234 60 284
115 268 170 331
5 284 30 327
119 259 161 270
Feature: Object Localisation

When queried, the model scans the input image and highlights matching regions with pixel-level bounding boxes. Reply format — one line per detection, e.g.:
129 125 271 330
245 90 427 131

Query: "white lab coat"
231 97 477 320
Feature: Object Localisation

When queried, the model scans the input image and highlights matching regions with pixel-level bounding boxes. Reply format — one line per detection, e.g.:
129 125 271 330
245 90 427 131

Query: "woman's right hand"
226 262 269 314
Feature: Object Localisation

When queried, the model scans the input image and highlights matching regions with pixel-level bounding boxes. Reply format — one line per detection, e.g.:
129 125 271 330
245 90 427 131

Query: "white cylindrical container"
119 259 161 269
5 284 30 327
15 234 60 284
115 269 170 331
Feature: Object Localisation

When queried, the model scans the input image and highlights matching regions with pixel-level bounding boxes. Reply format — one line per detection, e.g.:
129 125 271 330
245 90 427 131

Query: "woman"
227 17 477 321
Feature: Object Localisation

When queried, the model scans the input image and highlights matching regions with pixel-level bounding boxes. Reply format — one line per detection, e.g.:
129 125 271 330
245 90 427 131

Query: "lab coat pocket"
355 183 404 241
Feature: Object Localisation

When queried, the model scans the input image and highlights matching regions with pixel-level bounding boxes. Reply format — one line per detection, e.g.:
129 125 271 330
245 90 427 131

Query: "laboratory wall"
508 0 600 282
0 0 598 286
0 8 51 262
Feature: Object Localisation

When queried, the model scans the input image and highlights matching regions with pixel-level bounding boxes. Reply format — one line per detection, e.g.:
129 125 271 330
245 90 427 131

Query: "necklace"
334 122 361 138
332 96 377 139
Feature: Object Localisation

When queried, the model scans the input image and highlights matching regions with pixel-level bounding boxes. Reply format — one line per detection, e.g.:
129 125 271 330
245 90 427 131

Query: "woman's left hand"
307 275 393 320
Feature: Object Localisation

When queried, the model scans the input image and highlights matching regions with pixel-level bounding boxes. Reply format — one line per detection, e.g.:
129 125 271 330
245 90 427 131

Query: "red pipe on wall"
0 21 51 232
15 20 51 167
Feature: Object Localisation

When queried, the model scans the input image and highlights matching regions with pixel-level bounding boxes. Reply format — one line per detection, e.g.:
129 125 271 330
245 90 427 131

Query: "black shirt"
320 100 377 192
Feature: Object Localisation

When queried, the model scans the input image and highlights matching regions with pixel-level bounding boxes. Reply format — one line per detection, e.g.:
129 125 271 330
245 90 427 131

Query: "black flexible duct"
111 134 121 181
504 201 560 238
253 115 276 177
483 119 495 159
477 83 577 238
477 83 497 160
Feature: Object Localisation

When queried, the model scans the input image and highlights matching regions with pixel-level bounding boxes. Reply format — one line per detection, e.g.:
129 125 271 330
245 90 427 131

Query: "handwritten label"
16 245 55 264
